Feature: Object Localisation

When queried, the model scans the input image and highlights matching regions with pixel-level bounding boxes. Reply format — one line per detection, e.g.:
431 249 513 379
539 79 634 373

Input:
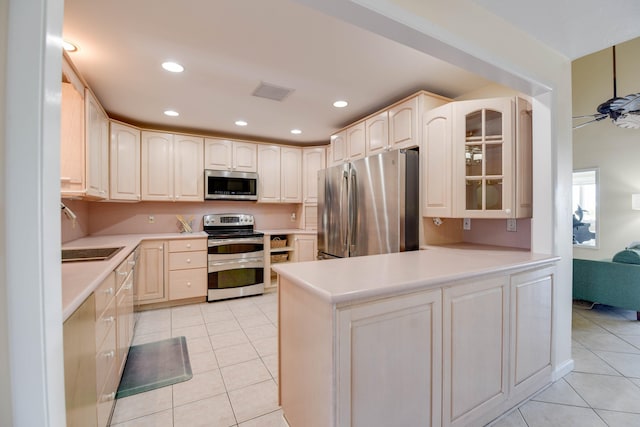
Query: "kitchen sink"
61 246 124 262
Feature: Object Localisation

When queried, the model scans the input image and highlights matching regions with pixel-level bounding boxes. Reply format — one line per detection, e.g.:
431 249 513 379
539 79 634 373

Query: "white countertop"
62 232 207 321
272 245 559 305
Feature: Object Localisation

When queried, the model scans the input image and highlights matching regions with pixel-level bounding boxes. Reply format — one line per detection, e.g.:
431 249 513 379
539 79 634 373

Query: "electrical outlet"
148 215 155 224
507 218 517 232
463 218 471 230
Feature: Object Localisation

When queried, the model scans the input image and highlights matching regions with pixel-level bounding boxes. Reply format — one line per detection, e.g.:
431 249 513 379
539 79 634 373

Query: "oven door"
208 237 264 259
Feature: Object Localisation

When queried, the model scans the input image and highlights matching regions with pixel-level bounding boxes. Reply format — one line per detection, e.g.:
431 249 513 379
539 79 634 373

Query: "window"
572 169 598 247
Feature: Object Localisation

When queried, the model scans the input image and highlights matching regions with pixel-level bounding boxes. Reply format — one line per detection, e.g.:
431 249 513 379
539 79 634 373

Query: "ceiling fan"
573 46 640 129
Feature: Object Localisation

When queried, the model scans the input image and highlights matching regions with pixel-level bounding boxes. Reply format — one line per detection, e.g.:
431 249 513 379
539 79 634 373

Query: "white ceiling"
63 0 640 145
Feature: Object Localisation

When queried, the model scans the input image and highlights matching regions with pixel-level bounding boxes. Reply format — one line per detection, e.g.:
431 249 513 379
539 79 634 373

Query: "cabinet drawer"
95 297 116 352
95 316 116 397
169 251 207 270
169 238 206 252
169 268 207 300
95 272 116 319
96 366 118 427
115 251 136 287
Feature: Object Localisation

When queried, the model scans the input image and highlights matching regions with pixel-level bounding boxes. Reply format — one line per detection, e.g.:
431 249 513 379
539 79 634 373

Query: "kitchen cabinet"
442 276 509 427
264 232 317 291
423 96 532 219
423 103 453 217
168 238 207 301
61 54 110 200
292 234 317 262
302 146 326 204
336 289 442 427
109 121 141 201
329 91 451 166
277 253 556 427
365 111 389 156
115 249 137 377
141 131 204 201
204 138 257 172
85 89 110 199
453 97 532 219
509 266 553 402
95 273 118 427
135 240 168 305
60 60 85 196
257 145 302 203
64 294 97 427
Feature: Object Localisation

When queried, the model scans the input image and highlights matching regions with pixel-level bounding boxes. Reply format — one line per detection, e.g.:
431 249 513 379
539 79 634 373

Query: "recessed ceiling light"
333 100 348 108
161 61 184 73
290 129 302 135
62 40 78 52
164 110 179 117
235 120 248 127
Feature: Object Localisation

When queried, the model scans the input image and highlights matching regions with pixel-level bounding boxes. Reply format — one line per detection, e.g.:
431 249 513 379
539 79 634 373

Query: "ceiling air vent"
252 81 294 102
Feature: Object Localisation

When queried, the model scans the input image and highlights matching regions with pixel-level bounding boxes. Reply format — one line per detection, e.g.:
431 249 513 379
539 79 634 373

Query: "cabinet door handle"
119 271 127 277
101 392 115 402
104 316 115 324
104 287 114 295
128 260 136 266
103 350 115 359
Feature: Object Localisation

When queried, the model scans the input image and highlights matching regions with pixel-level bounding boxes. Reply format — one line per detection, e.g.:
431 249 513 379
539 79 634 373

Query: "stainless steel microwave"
204 170 258 201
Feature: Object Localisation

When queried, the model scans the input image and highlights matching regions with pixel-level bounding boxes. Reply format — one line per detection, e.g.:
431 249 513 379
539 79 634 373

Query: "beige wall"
0 0 12 424
573 37 640 260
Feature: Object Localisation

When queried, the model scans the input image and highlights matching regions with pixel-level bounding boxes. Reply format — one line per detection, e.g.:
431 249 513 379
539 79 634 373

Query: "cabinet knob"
159 246 163 250
128 260 136 266
104 316 115 324
187 282 191 287
101 392 115 402
119 271 127 277
186 258 191 263
505 208 512 215
104 287 114 295
103 350 115 359
186 243 191 248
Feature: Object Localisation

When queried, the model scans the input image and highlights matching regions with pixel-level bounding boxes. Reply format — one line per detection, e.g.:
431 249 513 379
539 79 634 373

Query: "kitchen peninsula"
273 245 559 427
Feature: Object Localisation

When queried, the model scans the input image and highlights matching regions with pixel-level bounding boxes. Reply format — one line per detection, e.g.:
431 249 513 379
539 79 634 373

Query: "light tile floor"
112 297 640 426
490 303 640 427
110 292 286 427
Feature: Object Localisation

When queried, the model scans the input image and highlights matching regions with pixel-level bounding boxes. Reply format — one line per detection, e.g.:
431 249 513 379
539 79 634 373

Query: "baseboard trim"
552 358 574 381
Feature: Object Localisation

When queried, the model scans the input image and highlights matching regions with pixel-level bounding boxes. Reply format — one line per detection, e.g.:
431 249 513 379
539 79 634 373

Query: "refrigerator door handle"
349 166 357 254
342 168 349 253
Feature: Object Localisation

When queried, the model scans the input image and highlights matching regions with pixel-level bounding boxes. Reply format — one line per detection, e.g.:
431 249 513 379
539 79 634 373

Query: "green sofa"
573 250 640 320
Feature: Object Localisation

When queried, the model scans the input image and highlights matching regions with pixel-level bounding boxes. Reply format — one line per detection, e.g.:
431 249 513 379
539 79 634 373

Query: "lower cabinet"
265 232 317 291
336 289 442 427
443 276 509 427
135 240 168 305
278 263 555 427
168 238 207 300
292 234 317 262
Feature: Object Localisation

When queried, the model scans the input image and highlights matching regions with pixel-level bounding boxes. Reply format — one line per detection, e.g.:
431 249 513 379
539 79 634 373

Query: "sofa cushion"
612 249 640 264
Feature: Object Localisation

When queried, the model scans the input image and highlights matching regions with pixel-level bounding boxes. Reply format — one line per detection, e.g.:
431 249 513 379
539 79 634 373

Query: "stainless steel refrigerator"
317 149 419 259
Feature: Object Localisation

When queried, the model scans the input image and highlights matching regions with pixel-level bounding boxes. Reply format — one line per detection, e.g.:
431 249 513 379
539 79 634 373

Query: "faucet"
61 202 77 221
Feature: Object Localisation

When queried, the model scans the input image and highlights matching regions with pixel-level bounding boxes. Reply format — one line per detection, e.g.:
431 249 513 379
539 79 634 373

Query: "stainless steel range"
203 213 265 302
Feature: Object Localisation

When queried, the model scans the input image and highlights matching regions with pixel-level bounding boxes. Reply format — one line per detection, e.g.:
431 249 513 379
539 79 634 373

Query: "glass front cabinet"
453 97 532 219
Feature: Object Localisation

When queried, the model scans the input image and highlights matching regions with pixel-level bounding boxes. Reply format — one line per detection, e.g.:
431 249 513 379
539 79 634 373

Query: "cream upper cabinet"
365 111 389 156
257 144 282 202
329 131 346 166
389 96 419 150
85 89 110 199
346 122 366 160
60 79 85 196
302 147 326 204
109 121 141 201
174 135 204 202
204 138 257 172
141 131 174 201
281 146 302 203
258 145 302 203
423 103 453 218
453 97 532 219
141 131 203 201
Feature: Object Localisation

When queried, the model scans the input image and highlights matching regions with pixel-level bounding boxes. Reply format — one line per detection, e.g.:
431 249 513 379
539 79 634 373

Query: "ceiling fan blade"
573 116 608 129
573 114 606 119
609 93 640 113
615 113 640 129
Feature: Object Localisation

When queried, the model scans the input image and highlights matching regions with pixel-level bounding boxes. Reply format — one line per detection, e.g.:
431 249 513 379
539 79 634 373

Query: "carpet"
116 336 192 399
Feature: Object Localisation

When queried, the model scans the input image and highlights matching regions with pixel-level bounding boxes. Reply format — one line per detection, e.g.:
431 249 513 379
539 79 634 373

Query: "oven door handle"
208 237 264 247
208 257 264 272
